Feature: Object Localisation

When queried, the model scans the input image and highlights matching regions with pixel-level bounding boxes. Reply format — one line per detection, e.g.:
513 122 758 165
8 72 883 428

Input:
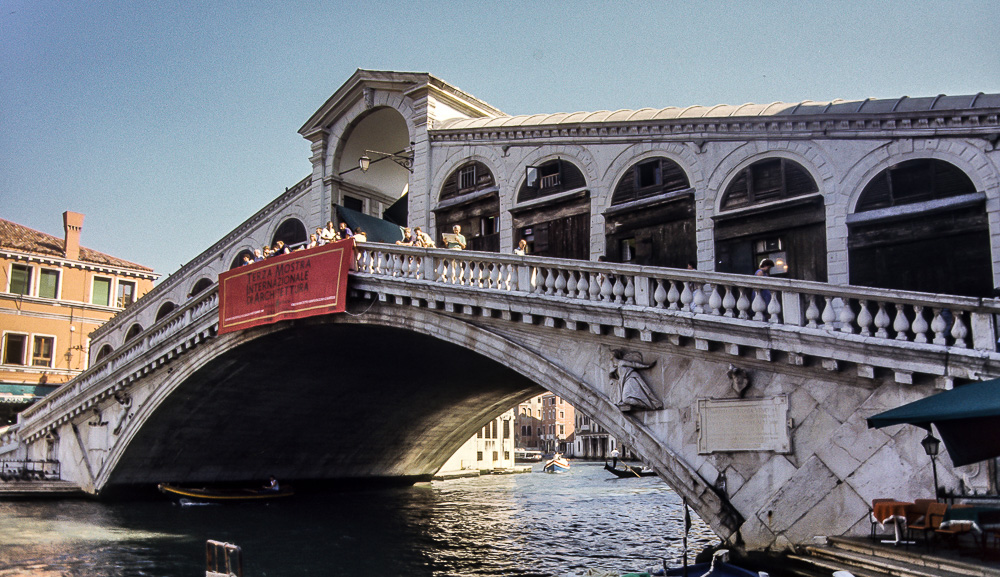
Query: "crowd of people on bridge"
242 220 369 266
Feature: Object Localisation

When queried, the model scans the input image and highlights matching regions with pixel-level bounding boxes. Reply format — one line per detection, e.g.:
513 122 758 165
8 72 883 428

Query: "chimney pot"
63 211 84 261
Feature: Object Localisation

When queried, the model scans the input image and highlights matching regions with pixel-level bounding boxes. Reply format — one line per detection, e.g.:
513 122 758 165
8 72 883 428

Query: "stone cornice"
0 250 159 280
429 110 1000 145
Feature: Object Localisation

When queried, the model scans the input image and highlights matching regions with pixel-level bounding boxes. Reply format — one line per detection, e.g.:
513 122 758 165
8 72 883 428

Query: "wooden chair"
908 502 948 548
870 498 897 542
977 509 1000 553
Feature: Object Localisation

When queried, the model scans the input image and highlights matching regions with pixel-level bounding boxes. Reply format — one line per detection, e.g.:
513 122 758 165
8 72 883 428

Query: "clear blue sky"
3 0 999 280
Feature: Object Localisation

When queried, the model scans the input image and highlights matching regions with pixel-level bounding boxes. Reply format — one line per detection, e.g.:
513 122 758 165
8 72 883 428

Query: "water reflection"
0 462 719 576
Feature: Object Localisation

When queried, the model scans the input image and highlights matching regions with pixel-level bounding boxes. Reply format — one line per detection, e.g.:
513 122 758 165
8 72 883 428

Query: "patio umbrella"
866 378 1000 466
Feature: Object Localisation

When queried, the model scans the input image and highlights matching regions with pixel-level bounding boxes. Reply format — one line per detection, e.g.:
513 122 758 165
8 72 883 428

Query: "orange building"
0 212 157 424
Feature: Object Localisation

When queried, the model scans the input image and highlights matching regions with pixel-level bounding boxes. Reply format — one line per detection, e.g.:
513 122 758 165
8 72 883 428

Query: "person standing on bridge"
338 221 354 239
321 221 339 243
514 239 528 256
444 225 466 250
755 258 774 305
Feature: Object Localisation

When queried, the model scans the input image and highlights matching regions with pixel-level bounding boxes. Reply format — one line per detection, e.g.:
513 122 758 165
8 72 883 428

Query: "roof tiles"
0 218 154 272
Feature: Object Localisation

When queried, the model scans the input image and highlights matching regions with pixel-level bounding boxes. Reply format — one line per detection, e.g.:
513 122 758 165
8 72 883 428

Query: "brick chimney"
63 211 84 261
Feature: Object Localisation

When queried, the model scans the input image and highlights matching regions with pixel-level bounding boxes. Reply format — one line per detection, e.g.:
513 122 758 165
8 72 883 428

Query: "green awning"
335 204 405 244
867 378 1000 466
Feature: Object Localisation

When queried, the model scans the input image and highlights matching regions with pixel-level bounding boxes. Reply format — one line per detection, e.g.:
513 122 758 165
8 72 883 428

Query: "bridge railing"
353 243 1000 353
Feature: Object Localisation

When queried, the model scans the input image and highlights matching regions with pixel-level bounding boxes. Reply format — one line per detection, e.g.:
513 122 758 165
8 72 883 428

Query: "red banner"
217 240 353 335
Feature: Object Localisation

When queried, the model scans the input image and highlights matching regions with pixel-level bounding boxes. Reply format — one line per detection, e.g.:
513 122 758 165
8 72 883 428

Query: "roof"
0 217 154 272
436 92 1000 131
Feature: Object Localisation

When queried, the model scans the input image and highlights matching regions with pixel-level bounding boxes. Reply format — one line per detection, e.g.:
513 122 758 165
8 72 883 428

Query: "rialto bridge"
4 70 1000 553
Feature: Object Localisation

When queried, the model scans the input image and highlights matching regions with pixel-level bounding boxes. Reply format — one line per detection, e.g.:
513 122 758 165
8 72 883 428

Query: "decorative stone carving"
610 349 662 412
727 364 751 397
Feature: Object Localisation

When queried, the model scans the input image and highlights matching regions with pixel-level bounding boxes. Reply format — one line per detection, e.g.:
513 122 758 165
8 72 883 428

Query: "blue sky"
3 0 999 279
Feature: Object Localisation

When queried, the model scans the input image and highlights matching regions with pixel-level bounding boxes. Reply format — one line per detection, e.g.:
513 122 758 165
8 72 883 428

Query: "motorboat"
604 461 658 478
542 454 570 473
514 449 543 463
158 483 294 503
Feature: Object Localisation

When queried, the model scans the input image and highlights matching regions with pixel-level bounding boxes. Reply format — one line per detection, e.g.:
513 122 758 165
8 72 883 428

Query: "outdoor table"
941 506 1000 551
873 500 915 545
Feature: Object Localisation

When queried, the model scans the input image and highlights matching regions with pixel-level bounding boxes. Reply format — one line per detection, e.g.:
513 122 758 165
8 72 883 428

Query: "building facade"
436 409 515 475
0 212 157 424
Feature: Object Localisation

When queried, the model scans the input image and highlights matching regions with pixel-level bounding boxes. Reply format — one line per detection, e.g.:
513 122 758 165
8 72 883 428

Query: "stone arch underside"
99 306 741 543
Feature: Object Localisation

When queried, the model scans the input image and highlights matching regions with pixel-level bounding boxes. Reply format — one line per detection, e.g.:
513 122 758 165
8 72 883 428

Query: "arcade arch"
189 278 213 297
847 158 990 297
512 158 590 259
230 249 254 270
604 156 695 268
124 324 143 343
271 218 308 250
714 157 827 280
335 107 411 212
434 160 500 252
155 302 176 322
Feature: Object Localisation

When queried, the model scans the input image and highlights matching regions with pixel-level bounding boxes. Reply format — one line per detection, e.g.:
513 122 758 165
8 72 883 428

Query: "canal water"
0 461 720 576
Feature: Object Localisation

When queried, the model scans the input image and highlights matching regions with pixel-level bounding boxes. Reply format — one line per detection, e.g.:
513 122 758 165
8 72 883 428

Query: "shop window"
38 269 59 299
2 333 27 365
343 195 364 213
31 336 53 367
636 159 662 188
856 159 976 212
458 164 477 191
117 280 137 308
721 158 817 210
9 264 31 295
519 159 587 202
753 237 788 275
91 277 112 306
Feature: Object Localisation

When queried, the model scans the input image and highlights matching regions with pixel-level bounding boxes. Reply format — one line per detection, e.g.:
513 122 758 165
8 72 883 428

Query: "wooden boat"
663 550 761 577
542 455 570 473
158 483 294 502
605 461 657 478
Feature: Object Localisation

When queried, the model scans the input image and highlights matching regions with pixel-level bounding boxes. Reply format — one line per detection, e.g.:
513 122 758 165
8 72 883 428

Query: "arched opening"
189 278 213 297
433 160 500 252
95 344 114 362
230 250 253 270
124 324 143 343
848 159 989 297
336 107 411 218
271 218 308 250
604 157 695 267
155 301 176 322
714 158 826 281
512 159 589 259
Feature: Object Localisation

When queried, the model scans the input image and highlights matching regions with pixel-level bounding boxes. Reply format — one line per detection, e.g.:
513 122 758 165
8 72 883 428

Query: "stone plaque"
697 396 790 453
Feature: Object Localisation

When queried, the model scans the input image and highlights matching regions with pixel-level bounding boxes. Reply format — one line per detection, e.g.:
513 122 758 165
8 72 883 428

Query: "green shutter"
9 265 31 295
39 270 59 299
92 277 111 306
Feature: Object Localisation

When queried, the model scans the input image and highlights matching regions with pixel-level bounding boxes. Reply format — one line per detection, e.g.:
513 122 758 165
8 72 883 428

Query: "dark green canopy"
867 378 1000 466
334 204 404 244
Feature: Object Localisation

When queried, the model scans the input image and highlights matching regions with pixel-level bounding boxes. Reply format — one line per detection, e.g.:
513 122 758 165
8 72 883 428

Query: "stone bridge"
7 240 1000 552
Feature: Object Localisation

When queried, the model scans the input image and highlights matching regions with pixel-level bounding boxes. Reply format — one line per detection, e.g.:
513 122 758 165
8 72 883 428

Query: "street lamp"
358 149 413 173
920 431 941 501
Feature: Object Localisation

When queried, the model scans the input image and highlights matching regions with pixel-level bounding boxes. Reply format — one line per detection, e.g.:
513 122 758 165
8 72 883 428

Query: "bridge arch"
97 307 739 542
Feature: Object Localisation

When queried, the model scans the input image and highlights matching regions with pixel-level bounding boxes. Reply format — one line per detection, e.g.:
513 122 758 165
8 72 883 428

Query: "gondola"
158 483 294 503
604 461 658 478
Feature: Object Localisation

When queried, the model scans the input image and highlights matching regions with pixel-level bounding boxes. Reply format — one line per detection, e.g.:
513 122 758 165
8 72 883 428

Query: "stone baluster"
555 270 567 297
951 313 969 348
820 296 836 330
576 271 589 299
931 309 949 345
893 306 911 341
708 284 723 315
679 281 693 312
736 288 751 320
911 305 929 343
436 259 448 283
392 254 404 277
543 268 555 295
600 274 614 302
612 275 625 304
692 283 707 314
624 276 635 305
667 280 680 310
767 291 782 324
805 295 820 328
856 300 872 336
874 302 891 339
839 299 856 334
722 286 736 318
588 272 601 301
653 279 668 309
751 290 767 321
564 271 576 298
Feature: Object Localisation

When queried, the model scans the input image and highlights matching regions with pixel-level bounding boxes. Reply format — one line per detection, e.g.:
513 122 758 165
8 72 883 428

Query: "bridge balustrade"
353 243 1000 353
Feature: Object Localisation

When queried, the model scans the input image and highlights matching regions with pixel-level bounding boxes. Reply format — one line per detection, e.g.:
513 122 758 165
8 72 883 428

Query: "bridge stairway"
785 536 1000 577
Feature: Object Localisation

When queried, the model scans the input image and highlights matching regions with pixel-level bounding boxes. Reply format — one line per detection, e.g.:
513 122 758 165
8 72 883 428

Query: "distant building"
436 409 515 475
0 212 157 424
573 412 625 461
515 394 545 452
538 393 574 455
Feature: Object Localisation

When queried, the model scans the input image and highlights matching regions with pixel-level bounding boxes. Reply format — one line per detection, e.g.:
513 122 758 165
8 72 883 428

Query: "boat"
661 550 762 577
542 454 570 473
514 448 543 463
158 483 294 503
604 461 658 478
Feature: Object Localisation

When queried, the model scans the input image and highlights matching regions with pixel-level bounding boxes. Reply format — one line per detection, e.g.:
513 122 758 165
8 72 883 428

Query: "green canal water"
0 461 720 576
